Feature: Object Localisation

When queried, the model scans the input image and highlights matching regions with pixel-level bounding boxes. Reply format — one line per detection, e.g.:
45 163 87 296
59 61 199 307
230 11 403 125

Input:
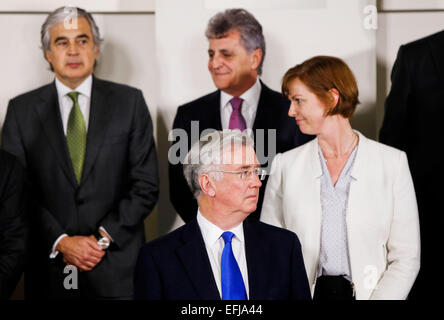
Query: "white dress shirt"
55 75 92 134
50 75 111 258
220 77 261 130
196 209 249 299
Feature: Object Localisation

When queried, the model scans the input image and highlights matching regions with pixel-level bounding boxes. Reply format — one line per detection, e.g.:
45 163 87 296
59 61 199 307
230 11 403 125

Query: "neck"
56 74 91 90
223 76 257 97
198 197 247 231
317 116 356 157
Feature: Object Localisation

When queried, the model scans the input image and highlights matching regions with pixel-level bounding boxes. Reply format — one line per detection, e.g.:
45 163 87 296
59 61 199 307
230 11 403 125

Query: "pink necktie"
228 97 247 131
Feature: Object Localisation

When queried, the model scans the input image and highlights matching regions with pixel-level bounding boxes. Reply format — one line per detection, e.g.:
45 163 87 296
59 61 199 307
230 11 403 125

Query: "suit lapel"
244 220 269 300
80 77 115 186
205 90 223 131
252 81 276 132
35 82 77 188
176 219 220 300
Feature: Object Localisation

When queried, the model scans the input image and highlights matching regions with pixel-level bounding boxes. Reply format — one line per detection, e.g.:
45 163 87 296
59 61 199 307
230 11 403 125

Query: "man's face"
45 16 99 89
213 145 262 217
208 30 261 97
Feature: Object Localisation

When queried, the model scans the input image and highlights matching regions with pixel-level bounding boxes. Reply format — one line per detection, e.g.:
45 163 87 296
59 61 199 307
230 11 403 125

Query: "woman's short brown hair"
282 56 360 118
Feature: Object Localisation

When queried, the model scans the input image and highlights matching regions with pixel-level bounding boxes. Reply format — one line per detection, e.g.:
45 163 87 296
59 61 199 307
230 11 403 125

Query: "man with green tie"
1 6 159 299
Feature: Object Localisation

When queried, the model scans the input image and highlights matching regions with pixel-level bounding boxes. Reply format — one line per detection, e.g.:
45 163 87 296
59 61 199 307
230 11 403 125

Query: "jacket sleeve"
2 100 65 253
0 152 27 299
259 153 286 228
290 233 312 300
379 45 411 151
134 245 162 300
370 151 420 299
100 90 159 249
168 107 198 223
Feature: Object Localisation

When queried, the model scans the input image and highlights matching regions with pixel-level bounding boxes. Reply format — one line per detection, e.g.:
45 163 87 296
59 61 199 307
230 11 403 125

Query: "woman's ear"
329 88 340 108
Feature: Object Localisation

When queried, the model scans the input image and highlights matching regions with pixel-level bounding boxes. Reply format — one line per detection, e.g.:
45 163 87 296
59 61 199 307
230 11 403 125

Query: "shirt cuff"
99 226 113 242
49 233 68 259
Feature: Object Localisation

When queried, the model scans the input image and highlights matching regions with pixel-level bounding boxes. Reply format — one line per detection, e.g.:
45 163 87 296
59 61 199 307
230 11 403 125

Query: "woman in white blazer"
260 56 420 300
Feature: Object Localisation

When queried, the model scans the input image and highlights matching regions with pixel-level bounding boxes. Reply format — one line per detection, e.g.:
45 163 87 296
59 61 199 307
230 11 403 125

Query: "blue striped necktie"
221 231 247 300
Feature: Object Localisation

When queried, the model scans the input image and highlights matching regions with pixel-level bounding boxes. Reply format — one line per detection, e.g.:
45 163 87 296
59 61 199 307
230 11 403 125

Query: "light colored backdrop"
1 0 444 299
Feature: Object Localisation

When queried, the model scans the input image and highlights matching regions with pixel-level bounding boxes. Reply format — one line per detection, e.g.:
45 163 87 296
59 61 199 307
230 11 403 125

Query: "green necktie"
66 91 86 184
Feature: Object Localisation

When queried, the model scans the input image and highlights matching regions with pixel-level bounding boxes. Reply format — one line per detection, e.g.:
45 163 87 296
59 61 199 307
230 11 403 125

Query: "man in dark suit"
0 150 26 300
1 7 158 299
169 8 312 223
379 30 444 300
135 131 311 300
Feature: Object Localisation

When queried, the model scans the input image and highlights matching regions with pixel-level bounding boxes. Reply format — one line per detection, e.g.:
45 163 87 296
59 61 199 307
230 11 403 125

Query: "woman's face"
287 78 329 135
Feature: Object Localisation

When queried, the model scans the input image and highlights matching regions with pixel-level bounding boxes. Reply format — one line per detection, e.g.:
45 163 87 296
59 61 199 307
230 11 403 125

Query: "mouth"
296 119 305 124
66 62 82 68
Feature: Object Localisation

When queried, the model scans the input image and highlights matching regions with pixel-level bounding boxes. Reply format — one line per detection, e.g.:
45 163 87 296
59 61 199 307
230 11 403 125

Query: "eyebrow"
237 164 260 170
54 34 90 43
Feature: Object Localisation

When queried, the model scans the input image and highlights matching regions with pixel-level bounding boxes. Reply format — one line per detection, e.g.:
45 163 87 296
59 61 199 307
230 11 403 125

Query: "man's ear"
250 48 263 71
44 50 51 63
199 174 216 197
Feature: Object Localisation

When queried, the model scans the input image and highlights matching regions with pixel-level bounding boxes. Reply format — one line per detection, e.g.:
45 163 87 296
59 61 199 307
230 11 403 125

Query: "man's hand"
57 235 105 271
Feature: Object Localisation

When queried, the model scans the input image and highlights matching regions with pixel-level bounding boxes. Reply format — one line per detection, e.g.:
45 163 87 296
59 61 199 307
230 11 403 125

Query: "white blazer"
260 131 420 300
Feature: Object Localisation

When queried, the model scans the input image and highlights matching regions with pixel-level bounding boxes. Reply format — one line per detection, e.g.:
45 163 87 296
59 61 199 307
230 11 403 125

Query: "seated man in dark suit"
135 130 311 300
169 8 313 223
0 150 26 300
2 7 159 299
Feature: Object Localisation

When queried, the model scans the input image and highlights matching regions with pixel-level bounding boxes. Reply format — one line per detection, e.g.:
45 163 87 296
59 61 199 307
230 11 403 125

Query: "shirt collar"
220 77 261 111
55 74 93 99
197 209 245 247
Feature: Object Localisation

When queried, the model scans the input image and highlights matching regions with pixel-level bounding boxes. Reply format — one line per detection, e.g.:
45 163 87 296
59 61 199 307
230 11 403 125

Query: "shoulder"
177 90 219 114
246 219 300 245
278 138 317 164
9 83 53 106
356 133 408 177
400 30 444 57
94 77 142 96
139 223 189 257
360 133 405 159
259 81 290 109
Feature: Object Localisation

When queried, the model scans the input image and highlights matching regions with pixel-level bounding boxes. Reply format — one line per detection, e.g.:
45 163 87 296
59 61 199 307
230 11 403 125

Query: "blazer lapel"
80 77 115 186
176 219 220 300
244 220 270 300
35 82 77 188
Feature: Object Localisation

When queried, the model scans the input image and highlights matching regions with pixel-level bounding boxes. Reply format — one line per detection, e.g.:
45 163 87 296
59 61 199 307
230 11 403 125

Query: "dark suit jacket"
1 77 159 298
0 150 26 300
379 30 444 299
169 81 313 222
134 218 311 300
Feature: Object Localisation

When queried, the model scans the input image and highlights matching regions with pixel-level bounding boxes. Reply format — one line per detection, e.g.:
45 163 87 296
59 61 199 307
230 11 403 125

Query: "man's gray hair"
205 8 266 75
183 130 255 199
41 7 103 66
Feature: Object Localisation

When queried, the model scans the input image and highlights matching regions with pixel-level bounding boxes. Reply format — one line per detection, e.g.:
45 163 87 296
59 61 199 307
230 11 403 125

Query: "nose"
67 41 79 55
288 100 297 118
250 172 262 188
209 53 222 70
